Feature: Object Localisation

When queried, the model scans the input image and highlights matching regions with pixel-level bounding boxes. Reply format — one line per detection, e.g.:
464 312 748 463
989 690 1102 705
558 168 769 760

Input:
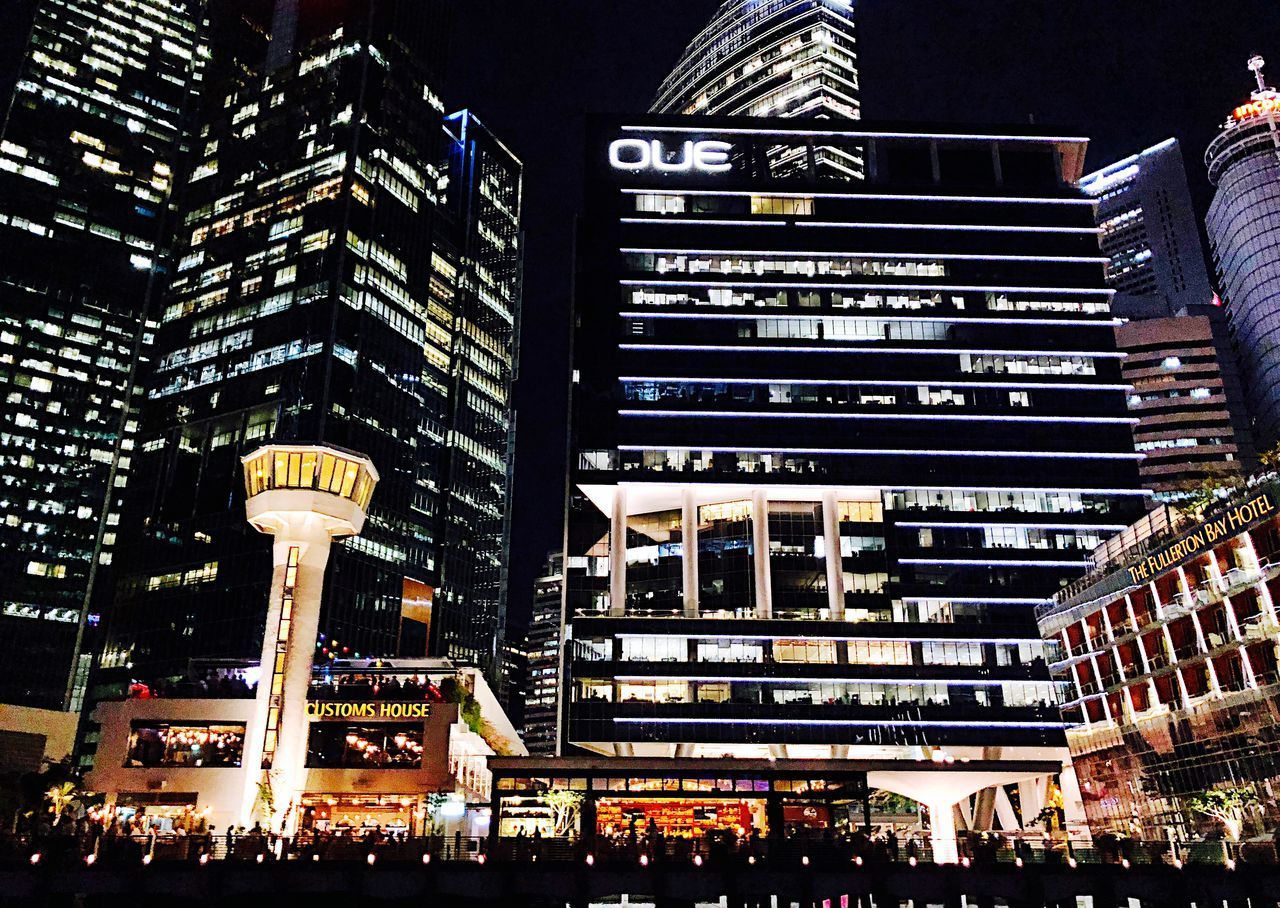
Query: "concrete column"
241 529 333 830
682 489 699 617
822 491 844 620
1150 581 1164 619
1240 646 1260 689
1124 594 1140 635
927 799 959 864
993 787 1020 832
610 486 627 617
752 490 772 618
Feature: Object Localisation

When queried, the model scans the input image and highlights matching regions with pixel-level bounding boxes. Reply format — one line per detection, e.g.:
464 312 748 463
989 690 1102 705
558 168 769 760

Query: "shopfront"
489 757 870 844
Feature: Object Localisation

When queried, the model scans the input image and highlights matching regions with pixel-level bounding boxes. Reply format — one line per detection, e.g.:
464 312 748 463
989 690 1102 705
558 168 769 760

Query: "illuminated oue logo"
609 138 733 174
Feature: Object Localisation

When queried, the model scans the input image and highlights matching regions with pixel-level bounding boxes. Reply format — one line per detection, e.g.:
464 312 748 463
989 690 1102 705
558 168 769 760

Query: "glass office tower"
1206 56 1280 447
0 0 205 709
652 0 861 179
561 116 1144 833
100 0 522 689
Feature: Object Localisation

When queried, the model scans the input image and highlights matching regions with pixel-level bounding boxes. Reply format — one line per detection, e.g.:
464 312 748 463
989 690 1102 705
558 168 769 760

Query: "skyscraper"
1080 139 1212 305
1080 139 1255 497
0 0 206 709
652 0 862 179
99 0 522 691
524 553 564 757
559 115 1144 855
1207 56 1280 447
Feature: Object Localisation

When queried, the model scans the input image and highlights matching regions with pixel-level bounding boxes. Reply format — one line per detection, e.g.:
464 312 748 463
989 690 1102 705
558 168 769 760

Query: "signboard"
1125 488 1278 584
609 138 733 174
1232 95 1280 123
305 701 432 721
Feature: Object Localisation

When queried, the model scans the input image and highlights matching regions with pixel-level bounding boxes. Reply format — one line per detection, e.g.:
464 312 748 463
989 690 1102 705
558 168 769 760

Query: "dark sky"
444 0 1280 632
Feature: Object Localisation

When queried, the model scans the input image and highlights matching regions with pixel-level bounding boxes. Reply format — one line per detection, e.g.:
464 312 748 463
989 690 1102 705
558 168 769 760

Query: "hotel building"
551 115 1146 855
1039 478 1280 841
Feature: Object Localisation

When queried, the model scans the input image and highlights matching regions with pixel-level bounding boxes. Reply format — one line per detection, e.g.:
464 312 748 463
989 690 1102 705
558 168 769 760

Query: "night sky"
445 0 1280 632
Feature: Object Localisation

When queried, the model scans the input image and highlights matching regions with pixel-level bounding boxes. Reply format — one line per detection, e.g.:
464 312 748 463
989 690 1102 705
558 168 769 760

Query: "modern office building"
1114 312 1248 498
652 0 862 179
1039 478 1280 842
523 553 564 757
1207 56 1280 447
553 115 1146 856
0 0 206 709
1081 139 1255 497
1080 139 1213 305
99 0 522 694
433 110 523 675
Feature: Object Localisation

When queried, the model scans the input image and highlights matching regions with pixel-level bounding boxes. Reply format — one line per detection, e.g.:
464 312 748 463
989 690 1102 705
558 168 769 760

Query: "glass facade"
563 117 1144 762
652 0 861 179
0 0 206 709
99 1 522 700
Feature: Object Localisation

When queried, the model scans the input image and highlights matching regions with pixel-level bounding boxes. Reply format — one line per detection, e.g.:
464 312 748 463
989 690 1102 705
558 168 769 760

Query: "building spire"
1249 55 1271 95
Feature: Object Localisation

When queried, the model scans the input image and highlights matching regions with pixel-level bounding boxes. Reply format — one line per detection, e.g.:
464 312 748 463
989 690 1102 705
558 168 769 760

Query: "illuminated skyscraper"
1207 55 1280 446
100 0 522 691
561 116 1143 859
0 0 206 709
652 0 861 178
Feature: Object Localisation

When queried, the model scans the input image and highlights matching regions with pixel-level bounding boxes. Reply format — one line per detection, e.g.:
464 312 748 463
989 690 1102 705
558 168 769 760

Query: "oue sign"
609 138 733 174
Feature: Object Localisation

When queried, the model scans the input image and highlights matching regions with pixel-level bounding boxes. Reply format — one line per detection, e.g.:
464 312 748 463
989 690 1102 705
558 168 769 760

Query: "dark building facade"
560 115 1145 847
1080 139 1255 497
523 553 564 757
0 0 206 709
99 0 521 693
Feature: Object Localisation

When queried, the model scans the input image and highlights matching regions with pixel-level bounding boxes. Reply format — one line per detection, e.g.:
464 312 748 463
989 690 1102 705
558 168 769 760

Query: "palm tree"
46 781 80 827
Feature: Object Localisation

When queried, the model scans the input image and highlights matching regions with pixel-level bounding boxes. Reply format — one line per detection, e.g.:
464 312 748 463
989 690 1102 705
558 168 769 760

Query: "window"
306 724 424 768
126 723 245 767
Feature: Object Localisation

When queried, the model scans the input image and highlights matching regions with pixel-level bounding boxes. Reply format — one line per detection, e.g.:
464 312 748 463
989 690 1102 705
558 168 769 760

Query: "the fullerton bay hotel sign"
1126 488 1279 585
305 701 432 721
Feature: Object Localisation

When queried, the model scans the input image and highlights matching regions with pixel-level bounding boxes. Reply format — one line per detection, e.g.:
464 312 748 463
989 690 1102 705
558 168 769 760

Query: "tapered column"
822 491 844 620
682 489 699 617
752 491 772 618
610 486 627 617
240 529 332 829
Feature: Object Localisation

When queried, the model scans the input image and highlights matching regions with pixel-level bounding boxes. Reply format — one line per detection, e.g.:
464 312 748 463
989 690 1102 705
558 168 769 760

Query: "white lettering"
609 138 651 170
609 138 734 175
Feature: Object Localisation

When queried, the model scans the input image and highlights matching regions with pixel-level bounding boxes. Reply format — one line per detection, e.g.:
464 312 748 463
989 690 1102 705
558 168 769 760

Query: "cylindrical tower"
1206 55 1280 445
236 444 379 831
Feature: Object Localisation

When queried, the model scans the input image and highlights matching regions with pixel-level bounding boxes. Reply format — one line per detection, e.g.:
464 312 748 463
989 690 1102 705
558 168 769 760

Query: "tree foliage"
1185 787 1260 841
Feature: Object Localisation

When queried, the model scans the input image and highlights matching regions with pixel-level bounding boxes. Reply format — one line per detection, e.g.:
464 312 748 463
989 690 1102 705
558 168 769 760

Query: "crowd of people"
308 673 446 702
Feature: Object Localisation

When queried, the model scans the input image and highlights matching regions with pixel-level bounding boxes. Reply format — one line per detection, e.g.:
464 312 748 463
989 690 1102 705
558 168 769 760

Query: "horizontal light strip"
621 217 1100 235
620 343 1126 357
618 124 1090 143
798 222 1101 234
607 633 1045 644
621 247 1112 265
900 597 1052 605
898 558 1092 567
620 188 1095 206
612 717 1064 729
622 281 1114 297
895 522 1128 531
619 310 1119 324
619 376 1131 391
616 444 1143 460
608 676 1056 687
617 409 1139 426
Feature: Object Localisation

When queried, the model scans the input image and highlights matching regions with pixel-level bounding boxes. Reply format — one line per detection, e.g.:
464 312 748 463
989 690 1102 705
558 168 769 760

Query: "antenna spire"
1249 55 1270 94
